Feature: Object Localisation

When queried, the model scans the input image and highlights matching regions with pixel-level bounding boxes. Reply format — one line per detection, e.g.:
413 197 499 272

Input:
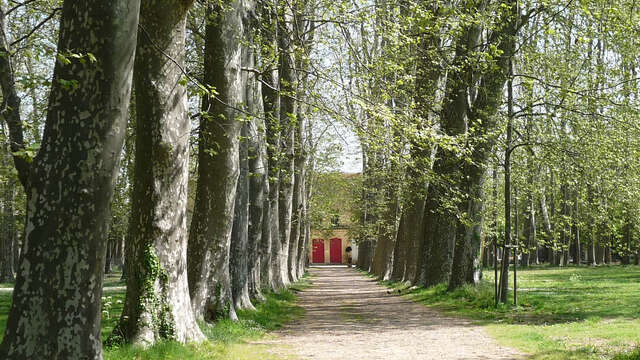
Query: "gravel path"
266 266 524 360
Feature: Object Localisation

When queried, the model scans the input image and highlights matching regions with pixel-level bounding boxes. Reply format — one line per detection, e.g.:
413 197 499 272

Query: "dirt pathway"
267 266 524 360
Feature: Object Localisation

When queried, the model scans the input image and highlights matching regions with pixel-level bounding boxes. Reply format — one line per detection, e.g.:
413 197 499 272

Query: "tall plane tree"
188 0 245 321
0 0 140 358
109 0 204 346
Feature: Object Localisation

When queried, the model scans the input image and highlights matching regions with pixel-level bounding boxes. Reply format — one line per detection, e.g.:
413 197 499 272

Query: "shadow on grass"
104 275 308 360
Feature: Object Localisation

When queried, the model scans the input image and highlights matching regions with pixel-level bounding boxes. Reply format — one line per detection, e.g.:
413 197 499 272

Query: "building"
308 172 359 265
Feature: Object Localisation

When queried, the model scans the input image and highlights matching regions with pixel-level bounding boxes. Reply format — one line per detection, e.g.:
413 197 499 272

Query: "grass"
104 276 309 360
103 271 126 288
383 265 640 360
0 275 310 360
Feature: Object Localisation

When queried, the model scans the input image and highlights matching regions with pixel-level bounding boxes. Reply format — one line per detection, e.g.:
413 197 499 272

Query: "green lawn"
0 276 309 360
386 265 640 360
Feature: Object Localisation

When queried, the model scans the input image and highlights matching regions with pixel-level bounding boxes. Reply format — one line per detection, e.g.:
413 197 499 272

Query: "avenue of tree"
0 0 639 359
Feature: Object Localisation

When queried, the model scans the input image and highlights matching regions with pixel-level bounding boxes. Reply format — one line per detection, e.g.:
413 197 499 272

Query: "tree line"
0 0 319 358
327 0 640 304
1 0 640 358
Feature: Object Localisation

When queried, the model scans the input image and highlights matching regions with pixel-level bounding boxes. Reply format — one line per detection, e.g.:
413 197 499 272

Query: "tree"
0 0 140 357
188 0 246 321
108 0 204 346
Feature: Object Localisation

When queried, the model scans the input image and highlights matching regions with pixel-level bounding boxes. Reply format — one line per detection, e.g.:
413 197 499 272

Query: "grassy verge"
381 265 640 360
0 275 310 360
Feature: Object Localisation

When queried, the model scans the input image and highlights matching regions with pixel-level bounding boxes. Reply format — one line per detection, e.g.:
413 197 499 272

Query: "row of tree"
323 0 640 303
0 0 320 358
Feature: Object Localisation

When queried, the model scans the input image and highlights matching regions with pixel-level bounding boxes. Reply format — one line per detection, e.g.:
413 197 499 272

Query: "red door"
330 238 342 264
312 239 325 263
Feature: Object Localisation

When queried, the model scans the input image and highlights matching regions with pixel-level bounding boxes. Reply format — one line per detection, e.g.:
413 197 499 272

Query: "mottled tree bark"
290 108 307 281
0 176 15 282
259 0 282 290
420 191 456 286
188 0 244 321
449 10 518 289
418 35 469 287
0 1 140 358
449 165 486 289
231 124 254 310
246 53 266 302
109 0 204 347
390 213 408 281
260 152 274 290
404 198 426 284
275 1 297 287
372 195 398 280
297 166 312 276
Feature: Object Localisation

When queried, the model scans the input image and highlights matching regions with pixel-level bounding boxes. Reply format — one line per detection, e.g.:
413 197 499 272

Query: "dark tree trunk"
0 1 140 358
0 176 15 282
109 0 204 346
105 239 114 275
420 9 485 288
405 197 426 284
449 164 486 289
390 213 408 281
188 0 244 321
372 194 398 280
420 192 455 286
357 240 373 271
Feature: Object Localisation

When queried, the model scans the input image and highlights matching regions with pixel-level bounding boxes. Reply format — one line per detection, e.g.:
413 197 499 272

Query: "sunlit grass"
383 265 640 359
0 274 309 359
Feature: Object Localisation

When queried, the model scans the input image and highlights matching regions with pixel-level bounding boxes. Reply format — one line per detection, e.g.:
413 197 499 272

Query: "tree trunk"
105 239 114 275
275 1 297 287
109 0 204 346
390 213 408 281
0 176 15 282
404 197 426 284
540 190 554 264
188 0 245 322
449 165 486 289
622 220 631 265
259 0 280 292
246 65 266 302
231 124 254 310
372 194 398 280
260 152 274 290
572 190 581 265
419 192 455 286
294 120 310 278
0 1 140 357
288 110 305 282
